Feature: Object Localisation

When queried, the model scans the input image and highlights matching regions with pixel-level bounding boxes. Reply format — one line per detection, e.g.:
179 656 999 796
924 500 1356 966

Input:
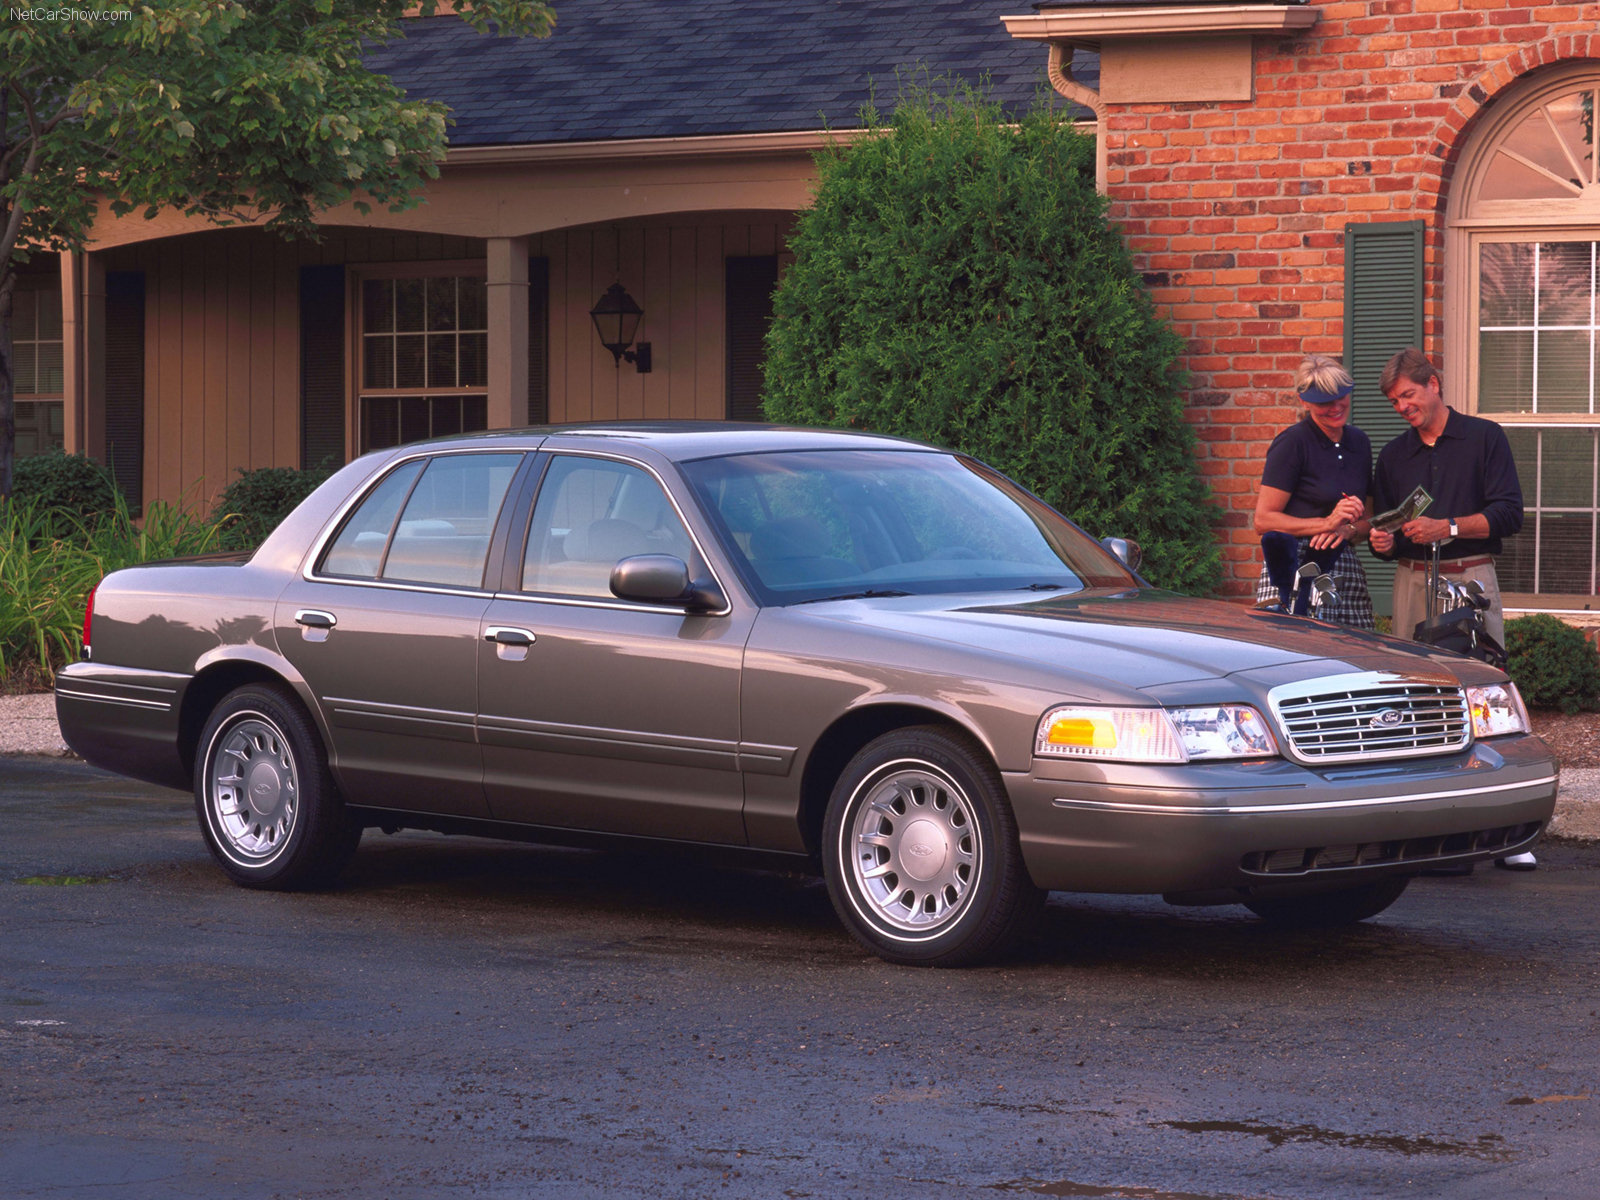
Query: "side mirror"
1099 536 1142 572
610 554 726 613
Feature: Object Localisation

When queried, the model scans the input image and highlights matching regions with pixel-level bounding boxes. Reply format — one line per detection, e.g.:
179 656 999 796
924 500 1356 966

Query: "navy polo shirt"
1260 418 1373 521
1373 408 1524 561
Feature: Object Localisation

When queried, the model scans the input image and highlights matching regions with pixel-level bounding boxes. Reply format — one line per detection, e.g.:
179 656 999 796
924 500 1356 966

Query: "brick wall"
1099 3 1600 597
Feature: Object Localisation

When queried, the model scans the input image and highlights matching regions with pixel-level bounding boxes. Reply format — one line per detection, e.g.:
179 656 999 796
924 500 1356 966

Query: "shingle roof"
365 0 1058 148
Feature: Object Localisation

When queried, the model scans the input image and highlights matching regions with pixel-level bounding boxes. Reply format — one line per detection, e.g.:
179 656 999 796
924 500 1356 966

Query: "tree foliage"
761 86 1221 595
0 0 555 495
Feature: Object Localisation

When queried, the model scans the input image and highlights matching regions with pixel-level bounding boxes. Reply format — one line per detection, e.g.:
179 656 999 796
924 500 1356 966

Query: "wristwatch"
1448 519 1459 539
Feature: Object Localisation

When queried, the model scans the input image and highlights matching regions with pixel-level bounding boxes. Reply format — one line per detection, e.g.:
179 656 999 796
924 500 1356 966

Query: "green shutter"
528 256 550 425
104 272 145 512
299 265 345 472
1343 219 1423 620
725 256 779 421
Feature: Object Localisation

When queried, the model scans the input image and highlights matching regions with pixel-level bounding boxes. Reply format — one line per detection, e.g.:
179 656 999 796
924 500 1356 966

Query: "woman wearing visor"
1252 355 1376 628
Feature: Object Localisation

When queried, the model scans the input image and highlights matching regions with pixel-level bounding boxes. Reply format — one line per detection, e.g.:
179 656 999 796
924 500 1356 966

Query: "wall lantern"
589 282 652 373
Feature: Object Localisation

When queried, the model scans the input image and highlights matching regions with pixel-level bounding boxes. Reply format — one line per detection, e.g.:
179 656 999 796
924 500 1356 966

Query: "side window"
380 454 522 587
319 459 425 579
522 456 700 598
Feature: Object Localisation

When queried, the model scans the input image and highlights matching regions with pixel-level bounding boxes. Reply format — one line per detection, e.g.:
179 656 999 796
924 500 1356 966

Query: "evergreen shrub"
10 450 120 536
761 84 1221 594
211 465 331 550
1504 613 1600 714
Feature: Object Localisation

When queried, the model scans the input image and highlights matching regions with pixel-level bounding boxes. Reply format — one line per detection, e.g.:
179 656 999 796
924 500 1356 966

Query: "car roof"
398 422 946 463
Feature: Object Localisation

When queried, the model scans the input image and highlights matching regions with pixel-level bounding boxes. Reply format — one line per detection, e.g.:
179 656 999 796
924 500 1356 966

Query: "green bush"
1504 614 1600 714
0 494 228 690
210 465 330 550
11 450 120 536
761 83 1221 594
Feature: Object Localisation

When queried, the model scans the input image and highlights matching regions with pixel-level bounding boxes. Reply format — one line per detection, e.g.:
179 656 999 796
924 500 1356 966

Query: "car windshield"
680 448 1138 605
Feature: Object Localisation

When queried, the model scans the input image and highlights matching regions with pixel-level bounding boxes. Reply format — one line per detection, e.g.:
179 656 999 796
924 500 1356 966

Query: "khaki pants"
1391 557 1505 647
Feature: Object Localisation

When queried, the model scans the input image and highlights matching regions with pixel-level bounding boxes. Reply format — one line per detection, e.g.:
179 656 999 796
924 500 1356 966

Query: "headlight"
1467 683 1530 738
1035 705 1277 763
1168 705 1279 761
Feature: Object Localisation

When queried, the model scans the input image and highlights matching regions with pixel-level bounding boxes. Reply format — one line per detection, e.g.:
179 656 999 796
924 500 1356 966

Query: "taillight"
82 584 97 659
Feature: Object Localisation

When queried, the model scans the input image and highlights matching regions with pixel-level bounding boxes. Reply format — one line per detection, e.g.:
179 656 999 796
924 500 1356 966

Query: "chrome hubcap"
207 716 298 862
846 762 980 934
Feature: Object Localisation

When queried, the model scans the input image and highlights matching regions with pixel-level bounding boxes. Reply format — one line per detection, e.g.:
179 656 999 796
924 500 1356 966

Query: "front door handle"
485 626 536 647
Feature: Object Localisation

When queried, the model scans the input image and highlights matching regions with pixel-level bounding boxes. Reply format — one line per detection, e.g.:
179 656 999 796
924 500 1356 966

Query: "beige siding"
98 215 791 510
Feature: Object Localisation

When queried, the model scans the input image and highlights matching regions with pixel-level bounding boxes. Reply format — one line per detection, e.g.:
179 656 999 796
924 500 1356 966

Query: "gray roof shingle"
365 0 1062 148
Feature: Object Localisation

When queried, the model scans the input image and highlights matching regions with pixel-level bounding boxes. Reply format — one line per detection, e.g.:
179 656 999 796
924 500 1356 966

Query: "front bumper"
1005 733 1558 896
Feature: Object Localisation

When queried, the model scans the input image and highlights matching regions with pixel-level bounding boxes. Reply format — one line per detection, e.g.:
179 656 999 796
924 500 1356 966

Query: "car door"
476 450 752 842
276 450 528 817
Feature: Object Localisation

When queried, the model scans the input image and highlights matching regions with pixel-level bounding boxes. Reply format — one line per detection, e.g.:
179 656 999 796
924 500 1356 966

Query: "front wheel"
194 684 361 890
1243 876 1410 927
822 726 1043 967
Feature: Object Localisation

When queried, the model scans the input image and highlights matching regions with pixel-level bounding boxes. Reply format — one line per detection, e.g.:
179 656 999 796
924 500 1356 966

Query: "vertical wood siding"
100 216 792 510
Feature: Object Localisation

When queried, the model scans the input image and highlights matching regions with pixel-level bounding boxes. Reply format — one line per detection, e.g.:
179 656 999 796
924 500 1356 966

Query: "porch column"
60 250 106 459
486 237 530 430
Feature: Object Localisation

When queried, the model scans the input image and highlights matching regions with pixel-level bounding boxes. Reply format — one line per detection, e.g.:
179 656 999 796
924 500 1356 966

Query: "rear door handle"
295 609 337 629
485 626 536 647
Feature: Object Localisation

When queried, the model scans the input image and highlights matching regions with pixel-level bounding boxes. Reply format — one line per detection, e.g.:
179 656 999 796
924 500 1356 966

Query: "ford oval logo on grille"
1370 708 1404 728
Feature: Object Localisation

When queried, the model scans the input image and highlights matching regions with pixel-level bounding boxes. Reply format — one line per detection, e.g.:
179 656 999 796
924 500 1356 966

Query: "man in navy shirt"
1369 347 1532 870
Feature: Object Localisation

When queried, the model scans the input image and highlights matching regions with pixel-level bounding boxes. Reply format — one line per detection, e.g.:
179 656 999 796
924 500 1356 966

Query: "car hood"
794 588 1451 691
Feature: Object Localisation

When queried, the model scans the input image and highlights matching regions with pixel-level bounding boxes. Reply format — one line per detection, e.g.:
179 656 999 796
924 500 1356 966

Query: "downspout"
1047 43 1107 195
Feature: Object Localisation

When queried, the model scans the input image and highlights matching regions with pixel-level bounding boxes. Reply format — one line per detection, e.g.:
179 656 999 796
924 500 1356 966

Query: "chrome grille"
1268 671 1471 764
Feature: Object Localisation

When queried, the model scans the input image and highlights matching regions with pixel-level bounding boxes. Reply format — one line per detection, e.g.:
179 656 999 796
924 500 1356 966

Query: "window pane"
1479 331 1533 412
427 333 457 388
382 453 521 587
363 279 394 333
462 395 488 432
1481 102 1587 203
35 342 62 393
1536 330 1593 413
431 396 463 437
458 276 487 331
523 456 698 597
395 278 425 332
320 459 424 577
1541 511 1594 593
1538 242 1594 325
364 335 394 389
1481 243 1535 326
395 334 426 390
12 344 35 395
1542 429 1595 506
362 397 399 452
399 396 430 445
459 332 487 388
15 400 65 456
1499 527 1536 592
426 276 457 332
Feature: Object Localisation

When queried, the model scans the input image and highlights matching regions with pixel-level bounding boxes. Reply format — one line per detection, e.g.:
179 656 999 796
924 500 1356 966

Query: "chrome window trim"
302 446 537 591
511 447 735 618
299 443 734 617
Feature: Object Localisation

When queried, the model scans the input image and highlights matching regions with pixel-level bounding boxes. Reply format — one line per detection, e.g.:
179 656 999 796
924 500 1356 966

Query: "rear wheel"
1243 876 1410 927
194 684 360 890
823 726 1043 967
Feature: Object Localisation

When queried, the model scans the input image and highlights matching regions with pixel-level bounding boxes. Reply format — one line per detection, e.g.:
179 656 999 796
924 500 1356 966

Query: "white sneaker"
1495 852 1537 871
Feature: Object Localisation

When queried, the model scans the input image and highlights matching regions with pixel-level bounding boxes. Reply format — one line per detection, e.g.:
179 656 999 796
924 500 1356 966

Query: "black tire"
822 726 1043 967
194 683 361 890
1243 876 1410 927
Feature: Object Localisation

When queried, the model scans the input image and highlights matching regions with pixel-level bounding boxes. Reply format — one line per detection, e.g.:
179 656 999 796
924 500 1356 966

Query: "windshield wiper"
1016 582 1068 591
794 588 914 604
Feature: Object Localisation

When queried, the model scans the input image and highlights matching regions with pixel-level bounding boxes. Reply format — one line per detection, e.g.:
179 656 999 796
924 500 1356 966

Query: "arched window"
1448 65 1600 607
